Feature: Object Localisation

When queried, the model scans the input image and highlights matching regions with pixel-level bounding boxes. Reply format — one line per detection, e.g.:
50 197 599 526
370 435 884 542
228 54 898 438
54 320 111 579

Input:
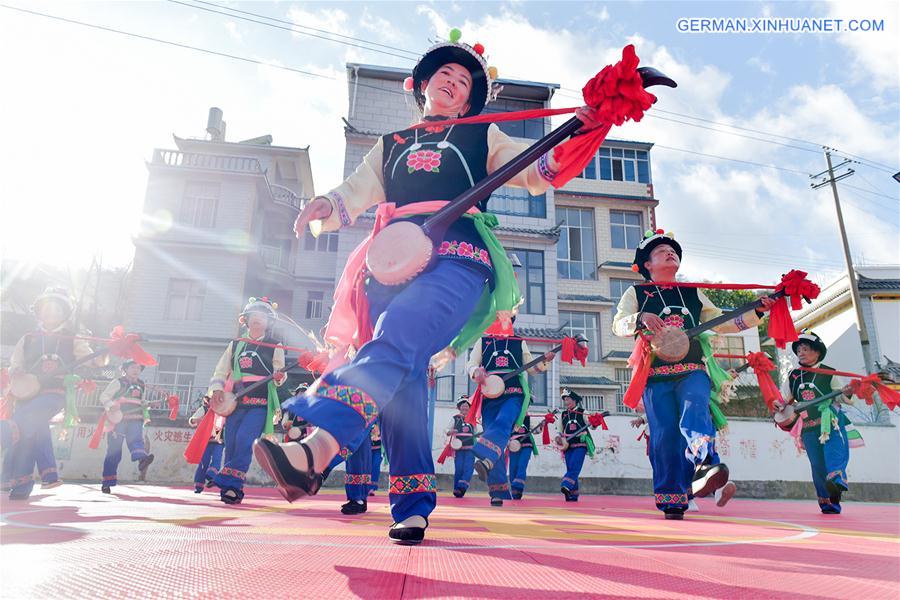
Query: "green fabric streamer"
585 431 596 458
513 372 532 428
62 374 80 428
709 401 728 432
819 402 835 443
450 213 522 356
142 403 151 422
698 332 731 431
528 432 539 456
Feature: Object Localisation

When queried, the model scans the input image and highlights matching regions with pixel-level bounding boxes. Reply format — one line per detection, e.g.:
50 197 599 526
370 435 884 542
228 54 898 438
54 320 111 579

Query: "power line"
165 0 416 61
171 0 900 175
2 4 889 191
652 144 811 175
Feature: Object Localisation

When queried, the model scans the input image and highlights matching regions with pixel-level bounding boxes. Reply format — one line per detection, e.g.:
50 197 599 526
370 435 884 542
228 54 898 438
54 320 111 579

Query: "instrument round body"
651 326 690 363
450 436 463 450
480 374 505 399
212 392 238 417
287 426 302 440
508 439 521 453
8 373 40 401
773 404 797 430
366 221 434 286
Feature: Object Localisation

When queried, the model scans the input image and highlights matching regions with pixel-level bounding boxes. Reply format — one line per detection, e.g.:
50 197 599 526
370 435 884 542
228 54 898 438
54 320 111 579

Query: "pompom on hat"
31 286 76 317
239 296 278 325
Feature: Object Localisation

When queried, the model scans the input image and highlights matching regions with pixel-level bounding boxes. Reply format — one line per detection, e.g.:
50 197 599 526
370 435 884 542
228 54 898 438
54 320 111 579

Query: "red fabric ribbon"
588 412 609 430
623 335 653 409
561 336 589 367
465 385 484 427
768 270 821 349
552 45 656 188
746 352 783 413
436 442 454 465
167 395 180 421
88 413 108 450
801 367 900 411
184 409 216 464
108 326 157 366
542 411 556 445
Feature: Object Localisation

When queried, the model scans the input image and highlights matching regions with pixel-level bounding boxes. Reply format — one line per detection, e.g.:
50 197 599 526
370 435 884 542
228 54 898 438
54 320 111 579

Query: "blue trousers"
214 406 267 492
283 260 486 523
509 449 533 495
370 448 382 491
193 441 224 488
801 420 850 512
2 421 57 488
345 434 373 502
6 392 64 497
562 447 586 498
643 371 714 512
102 419 149 486
474 394 523 500
453 448 474 491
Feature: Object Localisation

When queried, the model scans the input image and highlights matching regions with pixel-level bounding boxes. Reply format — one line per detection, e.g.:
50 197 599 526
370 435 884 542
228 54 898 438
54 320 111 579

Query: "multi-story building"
125 108 315 410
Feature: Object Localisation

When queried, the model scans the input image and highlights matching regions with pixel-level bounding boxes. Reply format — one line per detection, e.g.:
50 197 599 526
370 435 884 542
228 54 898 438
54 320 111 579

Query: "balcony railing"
260 244 293 271
153 149 263 174
73 381 200 420
270 184 303 211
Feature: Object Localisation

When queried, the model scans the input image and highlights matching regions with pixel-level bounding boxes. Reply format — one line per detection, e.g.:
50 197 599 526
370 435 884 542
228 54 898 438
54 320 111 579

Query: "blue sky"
1 1 897 285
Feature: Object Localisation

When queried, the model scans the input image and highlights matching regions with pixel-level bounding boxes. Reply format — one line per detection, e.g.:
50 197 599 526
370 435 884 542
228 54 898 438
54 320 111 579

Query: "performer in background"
98 360 154 493
445 395 476 498
508 413 541 500
188 394 224 494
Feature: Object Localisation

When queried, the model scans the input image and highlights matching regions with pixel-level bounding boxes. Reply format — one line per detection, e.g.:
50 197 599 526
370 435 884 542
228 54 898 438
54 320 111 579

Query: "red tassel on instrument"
542 411 556 445
802 366 900 412
184 409 215 464
561 336 589 367
768 270 821 348
167 395 180 421
465 385 484 427
108 326 157 366
88 413 108 450
745 352 783 413
436 442 454 465
588 412 608 430
623 336 652 409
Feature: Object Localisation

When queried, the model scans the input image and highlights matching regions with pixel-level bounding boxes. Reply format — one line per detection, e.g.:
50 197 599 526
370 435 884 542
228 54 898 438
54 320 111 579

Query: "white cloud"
747 56 774 74
597 6 610 22
223 21 243 44
287 7 352 38
824 1 899 90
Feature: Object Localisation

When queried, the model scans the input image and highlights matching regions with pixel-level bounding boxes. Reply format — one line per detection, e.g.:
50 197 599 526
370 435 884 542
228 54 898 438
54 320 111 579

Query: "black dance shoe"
474 458 493 482
252 438 322 503
388 517 429 545
511 491 523 500
490 498 503 507
137 454 155 481
341 500 367 515
664 508 685 520
452 488 466 498
220 487 244 505
691 463 729 498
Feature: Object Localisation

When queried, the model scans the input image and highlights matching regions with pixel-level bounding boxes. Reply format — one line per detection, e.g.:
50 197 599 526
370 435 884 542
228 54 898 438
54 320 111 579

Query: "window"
609 278 634 321
558 207 597 280
560 311 600 362
482 97 546 139
164 279 205 320
615 368 633 413
715 336 746 370
304 231 338 252
181 182 219 228
305 291 324 319
528 370 548 406
578 148 650 183
509 249 545 314
610 210 643 249
598 148 651 183
489 186 546 218
155 355 196 396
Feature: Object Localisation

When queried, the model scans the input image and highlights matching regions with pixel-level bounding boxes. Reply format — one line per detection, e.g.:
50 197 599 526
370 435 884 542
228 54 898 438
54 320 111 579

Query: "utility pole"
810 148 877 377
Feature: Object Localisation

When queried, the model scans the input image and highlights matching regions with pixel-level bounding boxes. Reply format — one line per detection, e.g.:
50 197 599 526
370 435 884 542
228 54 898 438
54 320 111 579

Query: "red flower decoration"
663 314 685 329
581 44 656 126
407 149 443 173
393 133 407 144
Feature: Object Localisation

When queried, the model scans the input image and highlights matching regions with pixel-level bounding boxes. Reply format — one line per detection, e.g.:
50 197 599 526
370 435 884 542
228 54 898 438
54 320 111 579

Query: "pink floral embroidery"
495 356 509 368
801 389 816 401
239 356 253 369
436 241 493 267
407 149 442 173
649 362 705 377
663 314 685 329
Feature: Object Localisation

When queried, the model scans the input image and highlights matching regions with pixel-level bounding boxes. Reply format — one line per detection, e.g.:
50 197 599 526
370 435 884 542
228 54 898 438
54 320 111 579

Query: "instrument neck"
684 290 784 338
421 117 583 242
